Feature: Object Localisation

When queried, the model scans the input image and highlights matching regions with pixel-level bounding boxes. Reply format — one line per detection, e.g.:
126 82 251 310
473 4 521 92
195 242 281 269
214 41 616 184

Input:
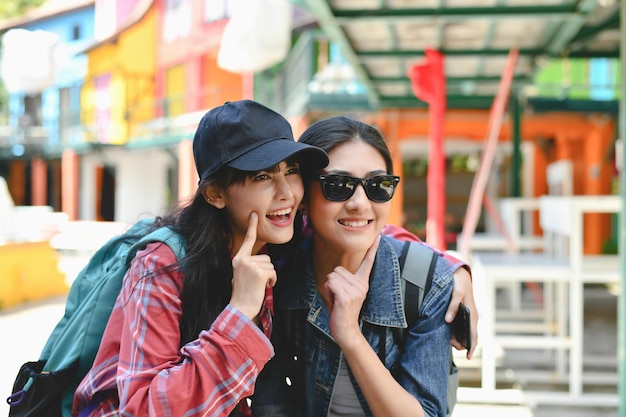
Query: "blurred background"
0 1 623 416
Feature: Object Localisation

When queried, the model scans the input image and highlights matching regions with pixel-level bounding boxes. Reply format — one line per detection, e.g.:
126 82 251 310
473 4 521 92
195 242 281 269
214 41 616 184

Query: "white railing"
471 194 620 405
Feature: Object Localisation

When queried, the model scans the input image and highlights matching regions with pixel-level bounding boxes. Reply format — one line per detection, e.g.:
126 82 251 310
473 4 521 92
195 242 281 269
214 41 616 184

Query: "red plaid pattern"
232 286 274 417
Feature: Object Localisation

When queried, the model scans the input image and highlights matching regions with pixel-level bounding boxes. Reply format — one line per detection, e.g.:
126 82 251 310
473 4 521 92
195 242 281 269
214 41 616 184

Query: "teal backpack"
7 219 186 417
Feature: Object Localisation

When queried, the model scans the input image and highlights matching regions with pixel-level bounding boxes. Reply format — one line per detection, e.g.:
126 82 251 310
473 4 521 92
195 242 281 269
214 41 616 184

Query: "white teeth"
268 208 292 216
339 220 369 227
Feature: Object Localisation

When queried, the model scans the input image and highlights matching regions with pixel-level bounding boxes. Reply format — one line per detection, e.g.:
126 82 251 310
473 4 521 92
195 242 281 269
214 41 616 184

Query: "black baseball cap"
193 100 328 181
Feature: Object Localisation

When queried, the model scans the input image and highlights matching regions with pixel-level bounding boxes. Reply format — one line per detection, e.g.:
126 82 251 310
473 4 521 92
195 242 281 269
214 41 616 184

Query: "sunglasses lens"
322 175 355 201
318 175 399 202
366 176 397 202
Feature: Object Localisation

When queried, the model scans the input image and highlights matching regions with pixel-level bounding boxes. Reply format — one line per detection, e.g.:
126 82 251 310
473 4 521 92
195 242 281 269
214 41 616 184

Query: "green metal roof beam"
303 0 380 108
572 11 620 43
525 18 571 87
436 0 445 48
371 75 530 83
568 49 620 58
333 5 577 22
379 94 496 109
545 0 598 55
385 24 404 75
476 0 504 75
537 19 568 50
358 48 542 57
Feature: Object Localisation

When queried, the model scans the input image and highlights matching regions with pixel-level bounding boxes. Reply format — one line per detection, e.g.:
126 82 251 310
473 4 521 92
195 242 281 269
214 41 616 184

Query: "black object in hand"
451 303 471 351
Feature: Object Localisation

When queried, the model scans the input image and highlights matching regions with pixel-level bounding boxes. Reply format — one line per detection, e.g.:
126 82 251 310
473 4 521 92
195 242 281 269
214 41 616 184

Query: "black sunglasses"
316 174 401 203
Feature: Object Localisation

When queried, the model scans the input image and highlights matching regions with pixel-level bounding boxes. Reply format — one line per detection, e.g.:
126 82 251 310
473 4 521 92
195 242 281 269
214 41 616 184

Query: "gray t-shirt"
329 357 364 417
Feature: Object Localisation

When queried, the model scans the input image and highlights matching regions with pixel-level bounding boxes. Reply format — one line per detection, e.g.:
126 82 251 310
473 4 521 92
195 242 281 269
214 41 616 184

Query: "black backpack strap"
380 241 437 363
389 242 459 417
400 241 436 328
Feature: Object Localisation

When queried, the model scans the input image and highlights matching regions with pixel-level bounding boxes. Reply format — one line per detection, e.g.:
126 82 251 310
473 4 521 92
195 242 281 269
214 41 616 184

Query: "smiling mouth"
338 219 371 227
267 208 292 222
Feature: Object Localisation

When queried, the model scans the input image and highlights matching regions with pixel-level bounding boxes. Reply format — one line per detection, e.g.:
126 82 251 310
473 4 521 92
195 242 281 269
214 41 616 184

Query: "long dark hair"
149 161 303 346
298 116 394 176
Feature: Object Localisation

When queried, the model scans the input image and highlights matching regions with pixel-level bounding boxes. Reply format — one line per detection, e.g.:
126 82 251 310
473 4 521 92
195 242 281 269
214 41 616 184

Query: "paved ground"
1 287 620 417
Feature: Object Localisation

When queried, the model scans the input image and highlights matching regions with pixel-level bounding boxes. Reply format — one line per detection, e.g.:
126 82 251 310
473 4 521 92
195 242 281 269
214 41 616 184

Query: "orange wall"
199 55 244 109
371 108 616 253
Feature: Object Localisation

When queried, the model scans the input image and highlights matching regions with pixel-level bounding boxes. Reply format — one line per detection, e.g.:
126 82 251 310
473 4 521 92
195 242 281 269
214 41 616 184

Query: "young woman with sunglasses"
256 116 462 417
71 100 328 417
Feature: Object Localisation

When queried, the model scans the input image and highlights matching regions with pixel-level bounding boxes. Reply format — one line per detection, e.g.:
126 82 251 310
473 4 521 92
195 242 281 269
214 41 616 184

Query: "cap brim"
227 139 329 172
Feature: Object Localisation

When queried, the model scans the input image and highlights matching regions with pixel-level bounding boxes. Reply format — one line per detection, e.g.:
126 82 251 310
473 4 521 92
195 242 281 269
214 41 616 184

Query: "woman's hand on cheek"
327 236 380 348
230 212 277 321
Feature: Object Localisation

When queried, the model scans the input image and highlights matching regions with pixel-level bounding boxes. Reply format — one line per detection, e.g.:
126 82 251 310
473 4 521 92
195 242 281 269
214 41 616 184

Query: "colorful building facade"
0 0 619 254
0 0 95 213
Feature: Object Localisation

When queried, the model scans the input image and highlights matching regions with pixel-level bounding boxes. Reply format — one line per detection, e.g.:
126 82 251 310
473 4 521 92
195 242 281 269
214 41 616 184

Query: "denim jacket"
252 235 454 417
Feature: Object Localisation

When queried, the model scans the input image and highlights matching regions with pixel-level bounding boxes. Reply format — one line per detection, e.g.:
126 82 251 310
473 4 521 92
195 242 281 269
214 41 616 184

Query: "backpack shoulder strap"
399 241 437 325
397 241 460 417
124 226 186 266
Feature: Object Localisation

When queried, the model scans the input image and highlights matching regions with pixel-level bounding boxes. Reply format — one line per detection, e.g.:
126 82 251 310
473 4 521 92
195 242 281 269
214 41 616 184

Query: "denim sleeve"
396 258 454 417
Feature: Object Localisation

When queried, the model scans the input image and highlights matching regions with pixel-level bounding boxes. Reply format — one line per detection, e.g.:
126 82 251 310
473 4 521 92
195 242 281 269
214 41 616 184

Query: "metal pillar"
510 92 522 198
618 1 626 415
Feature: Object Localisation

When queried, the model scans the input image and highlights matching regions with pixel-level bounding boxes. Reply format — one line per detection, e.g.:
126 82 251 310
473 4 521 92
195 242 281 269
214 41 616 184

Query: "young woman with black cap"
71 100 328 417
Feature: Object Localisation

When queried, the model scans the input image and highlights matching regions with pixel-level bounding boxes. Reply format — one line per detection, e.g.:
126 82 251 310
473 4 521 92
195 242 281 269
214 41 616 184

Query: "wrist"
229 302 259 321
336 330 368 354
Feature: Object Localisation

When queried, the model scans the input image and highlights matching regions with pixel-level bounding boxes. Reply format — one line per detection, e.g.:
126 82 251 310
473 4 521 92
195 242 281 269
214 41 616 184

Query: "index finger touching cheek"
236 212 258 258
